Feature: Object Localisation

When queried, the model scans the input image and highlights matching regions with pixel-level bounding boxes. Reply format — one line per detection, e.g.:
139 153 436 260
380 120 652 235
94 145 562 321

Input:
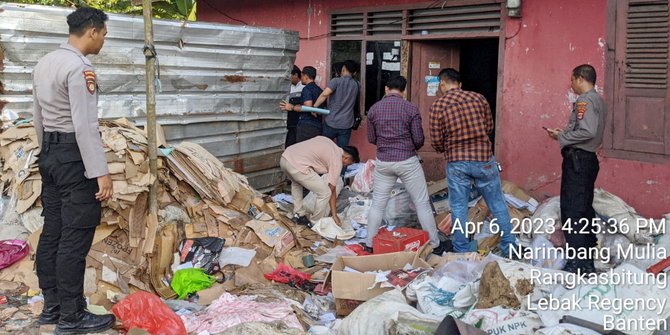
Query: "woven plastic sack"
0 239 29 270
112 291 187 335
170 268 216 299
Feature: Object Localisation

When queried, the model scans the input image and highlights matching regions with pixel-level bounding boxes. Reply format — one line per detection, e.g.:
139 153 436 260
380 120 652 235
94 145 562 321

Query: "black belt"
562 146 595 171
561 146 595 156
44 131 77 144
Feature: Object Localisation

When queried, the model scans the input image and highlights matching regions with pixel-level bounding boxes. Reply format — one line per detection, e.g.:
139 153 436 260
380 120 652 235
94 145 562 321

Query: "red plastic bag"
112 291 186 335
345 244 370 256
264 263 313 290
0 240 29 270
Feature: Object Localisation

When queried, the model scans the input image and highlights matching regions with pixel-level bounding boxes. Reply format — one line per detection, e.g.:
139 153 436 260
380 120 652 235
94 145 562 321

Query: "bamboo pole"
142 0 158 218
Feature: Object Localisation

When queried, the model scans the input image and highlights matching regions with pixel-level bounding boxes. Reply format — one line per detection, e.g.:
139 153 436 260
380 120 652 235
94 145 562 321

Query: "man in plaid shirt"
429 68 517 256
365 76 448 254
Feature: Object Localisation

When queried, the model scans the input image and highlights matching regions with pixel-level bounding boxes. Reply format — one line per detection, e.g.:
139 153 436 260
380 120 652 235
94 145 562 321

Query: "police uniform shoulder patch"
83 70 96 95
576 101 588 120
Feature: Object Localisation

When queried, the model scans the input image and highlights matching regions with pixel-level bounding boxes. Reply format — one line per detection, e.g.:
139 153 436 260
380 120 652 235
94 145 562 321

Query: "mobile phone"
542 126 549 131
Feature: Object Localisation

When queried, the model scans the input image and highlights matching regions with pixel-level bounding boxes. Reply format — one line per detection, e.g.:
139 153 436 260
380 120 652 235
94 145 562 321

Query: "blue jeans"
322 123 352 148
446 156 516 255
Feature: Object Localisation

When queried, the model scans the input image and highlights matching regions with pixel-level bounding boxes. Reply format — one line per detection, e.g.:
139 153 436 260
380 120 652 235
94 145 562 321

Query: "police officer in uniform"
547 64 605 274
32 7 115 334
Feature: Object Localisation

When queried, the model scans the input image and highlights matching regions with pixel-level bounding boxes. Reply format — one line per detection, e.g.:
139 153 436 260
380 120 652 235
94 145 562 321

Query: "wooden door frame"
603 0 670 163
326 0 508 157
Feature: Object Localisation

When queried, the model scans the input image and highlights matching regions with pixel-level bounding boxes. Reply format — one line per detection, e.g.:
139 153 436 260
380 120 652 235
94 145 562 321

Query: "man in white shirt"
285 65 305 147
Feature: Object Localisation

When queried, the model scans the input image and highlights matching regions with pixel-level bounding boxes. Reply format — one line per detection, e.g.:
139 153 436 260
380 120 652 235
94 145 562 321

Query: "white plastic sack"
592 188 652 244
463 307 543 335
600 233 630 268
453 281 479 309
560 263 670 335
433 260 483 284
405 272 430 303
351 160 376 193
338 289 440 335
529 236 565 270
311 217 356 240
390 311 442 335
414 276 468 318
529 197 563 246
219 247 257 268
344 196 371 226
534 324 600 335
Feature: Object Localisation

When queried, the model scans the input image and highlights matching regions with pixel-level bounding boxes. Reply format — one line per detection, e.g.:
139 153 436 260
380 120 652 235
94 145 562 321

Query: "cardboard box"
435 212 452 235
325 251 431 316
431 194 451 214
245 218 295 257
373 228 428 254
427 179 448 195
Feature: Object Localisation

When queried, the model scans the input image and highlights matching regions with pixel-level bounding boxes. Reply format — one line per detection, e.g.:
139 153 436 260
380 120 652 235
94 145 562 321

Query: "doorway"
410 38 500 181
460 39 499 148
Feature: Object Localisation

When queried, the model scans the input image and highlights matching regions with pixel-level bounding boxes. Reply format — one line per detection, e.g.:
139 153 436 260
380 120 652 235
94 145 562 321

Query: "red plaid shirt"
429 88 493 162
367 93 424 162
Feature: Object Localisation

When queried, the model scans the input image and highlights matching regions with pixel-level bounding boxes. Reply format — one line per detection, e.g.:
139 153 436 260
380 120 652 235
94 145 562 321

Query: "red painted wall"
199 0 670 217
198 0 421 170
499 0 670 218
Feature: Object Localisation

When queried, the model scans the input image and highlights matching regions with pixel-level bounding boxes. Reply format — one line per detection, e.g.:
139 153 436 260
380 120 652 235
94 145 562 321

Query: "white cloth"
290 82 305 94
311 217 355 240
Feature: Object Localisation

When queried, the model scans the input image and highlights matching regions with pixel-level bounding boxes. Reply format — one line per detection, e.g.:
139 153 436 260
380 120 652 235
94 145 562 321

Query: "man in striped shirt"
429 68 516 256
365 76 445 254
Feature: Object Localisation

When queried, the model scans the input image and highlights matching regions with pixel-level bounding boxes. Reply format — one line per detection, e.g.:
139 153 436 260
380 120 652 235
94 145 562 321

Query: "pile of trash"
0 119 337 332
1 119 670 335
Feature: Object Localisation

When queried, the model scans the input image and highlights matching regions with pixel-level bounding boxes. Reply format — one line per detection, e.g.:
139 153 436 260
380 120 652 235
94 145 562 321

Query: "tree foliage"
5 0 196 20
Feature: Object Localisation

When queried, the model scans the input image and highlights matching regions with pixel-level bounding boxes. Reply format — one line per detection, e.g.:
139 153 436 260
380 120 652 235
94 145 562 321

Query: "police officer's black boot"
55 298 115 335
38 288 60 325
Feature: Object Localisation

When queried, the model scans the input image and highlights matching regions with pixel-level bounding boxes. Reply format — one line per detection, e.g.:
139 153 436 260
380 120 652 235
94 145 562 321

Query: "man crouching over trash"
280 136 359 226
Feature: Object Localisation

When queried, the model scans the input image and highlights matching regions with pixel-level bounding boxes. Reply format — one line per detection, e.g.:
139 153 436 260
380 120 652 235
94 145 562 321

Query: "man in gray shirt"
32 7 115 334
314 60 359 147
547 64 606 275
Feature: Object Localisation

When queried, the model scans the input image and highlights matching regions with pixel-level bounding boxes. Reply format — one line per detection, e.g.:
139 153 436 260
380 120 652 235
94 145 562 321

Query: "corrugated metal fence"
0 3 299 190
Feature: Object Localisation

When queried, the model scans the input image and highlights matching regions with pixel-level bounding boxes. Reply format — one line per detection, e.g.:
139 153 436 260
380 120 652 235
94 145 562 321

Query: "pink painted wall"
199 0 670 217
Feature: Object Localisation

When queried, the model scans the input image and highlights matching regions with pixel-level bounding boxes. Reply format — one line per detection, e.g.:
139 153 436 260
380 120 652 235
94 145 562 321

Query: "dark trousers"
322 123 352 148
36 132 101 303
285 127 297 148
296 120 322 143
560 147 599 252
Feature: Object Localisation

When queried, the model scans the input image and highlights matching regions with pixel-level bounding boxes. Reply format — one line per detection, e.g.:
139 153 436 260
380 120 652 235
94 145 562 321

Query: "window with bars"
329 3 501 38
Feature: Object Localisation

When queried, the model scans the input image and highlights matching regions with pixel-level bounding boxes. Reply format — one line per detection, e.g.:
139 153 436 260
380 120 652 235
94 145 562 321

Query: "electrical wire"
200 0 250 25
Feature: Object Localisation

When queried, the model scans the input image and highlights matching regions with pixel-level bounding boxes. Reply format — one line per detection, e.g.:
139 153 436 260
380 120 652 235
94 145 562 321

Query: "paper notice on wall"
394 41 401 47
391 49 399 56
366 52 374 65
429 62 441 69
425 76 440 97
383 52 393 61
382 61 400 72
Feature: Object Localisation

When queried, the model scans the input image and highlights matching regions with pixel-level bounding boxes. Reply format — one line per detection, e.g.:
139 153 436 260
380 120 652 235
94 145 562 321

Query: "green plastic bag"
170 268 216 299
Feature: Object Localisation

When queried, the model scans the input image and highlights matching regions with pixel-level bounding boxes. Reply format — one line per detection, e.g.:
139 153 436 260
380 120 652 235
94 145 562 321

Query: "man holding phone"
546 64 605 274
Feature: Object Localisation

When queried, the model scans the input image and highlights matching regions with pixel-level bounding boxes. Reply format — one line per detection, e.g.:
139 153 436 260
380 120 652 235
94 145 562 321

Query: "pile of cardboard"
0 119 332 305
0 123 41 217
